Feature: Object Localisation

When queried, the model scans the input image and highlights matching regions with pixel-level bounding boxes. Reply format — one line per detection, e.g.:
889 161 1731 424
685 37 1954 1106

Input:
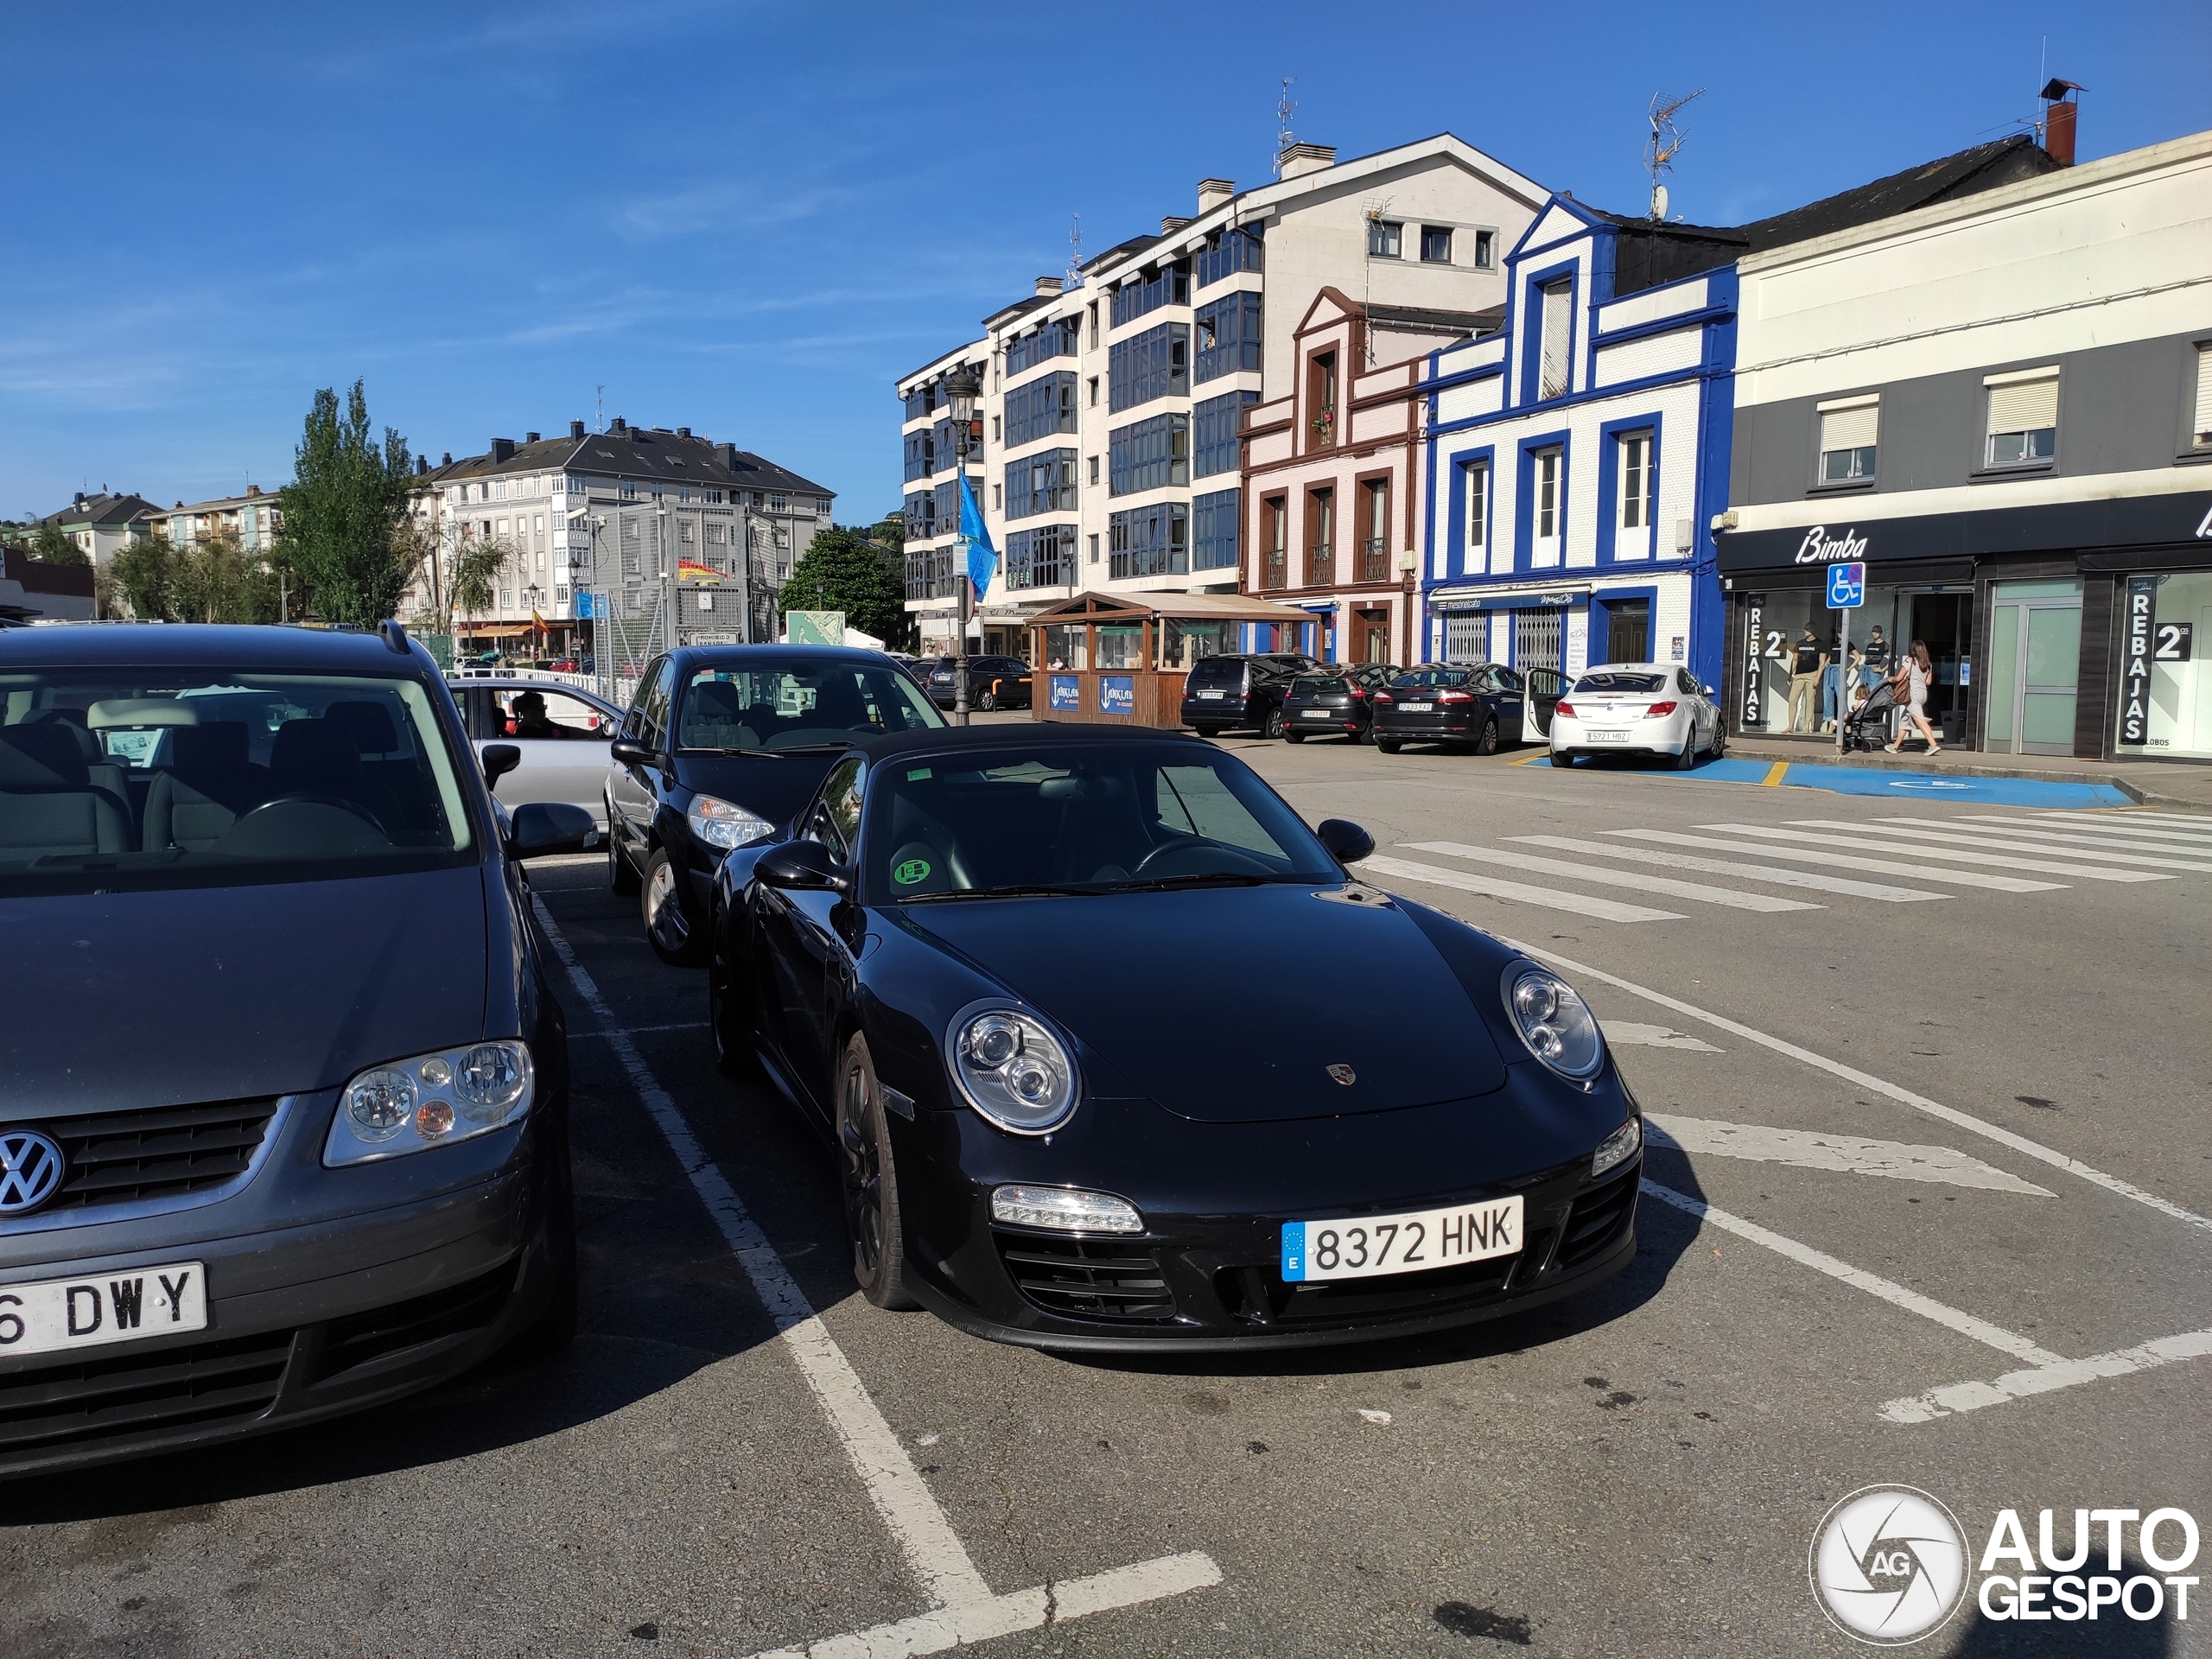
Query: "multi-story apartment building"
151 486 283 552
899 136 1549 660
1719 123 2212 760
400 418 832 672
34 491 160 564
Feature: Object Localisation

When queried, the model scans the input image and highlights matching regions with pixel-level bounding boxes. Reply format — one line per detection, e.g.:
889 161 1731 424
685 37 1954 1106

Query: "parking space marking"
1645 1116 2056 1195
1363 854 1685 923
1603 1022 1723 1052
1879 1327 2212 1425
1640 1181 2065 1366
1498 934 2212 1236
1404 840 1821 912
531 897 1222 1654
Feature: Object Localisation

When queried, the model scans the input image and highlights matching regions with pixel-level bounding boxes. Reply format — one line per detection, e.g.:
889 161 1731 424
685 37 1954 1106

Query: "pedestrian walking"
1885 639 1943 754
1788 626 1827 734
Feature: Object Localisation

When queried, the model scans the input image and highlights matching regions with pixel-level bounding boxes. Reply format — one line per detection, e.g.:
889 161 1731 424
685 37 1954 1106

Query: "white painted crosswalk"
1357 807 2205 928
1963 813 2212 850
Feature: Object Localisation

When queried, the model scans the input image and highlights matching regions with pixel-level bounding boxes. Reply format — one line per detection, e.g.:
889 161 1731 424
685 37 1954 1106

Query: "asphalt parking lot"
5 729 2209 1657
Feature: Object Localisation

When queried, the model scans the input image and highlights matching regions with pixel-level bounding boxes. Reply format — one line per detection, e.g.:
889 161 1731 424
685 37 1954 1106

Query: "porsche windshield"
864 743 1339 901
0 668 476 896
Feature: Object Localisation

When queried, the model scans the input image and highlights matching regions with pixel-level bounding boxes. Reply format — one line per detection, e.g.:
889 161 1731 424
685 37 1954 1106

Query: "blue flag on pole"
958 472 998 599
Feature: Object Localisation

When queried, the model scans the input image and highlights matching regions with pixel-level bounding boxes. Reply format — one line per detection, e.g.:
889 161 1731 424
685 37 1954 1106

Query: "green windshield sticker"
906 767 931 781
894 857 931 886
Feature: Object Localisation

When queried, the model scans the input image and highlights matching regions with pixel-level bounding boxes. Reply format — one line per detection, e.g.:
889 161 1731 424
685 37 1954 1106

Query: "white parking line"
1497 933 2212 1236
1645 1115 2055 1195
530 897 1220 1656
1403 840 1821 912
1606 829 2062 893
1882 1328 2212 1425
1515 833 1954 902
1639 1181 2064 1365
1604 1022 1723 1052
1363 853 1684 923
1703 823 2169 883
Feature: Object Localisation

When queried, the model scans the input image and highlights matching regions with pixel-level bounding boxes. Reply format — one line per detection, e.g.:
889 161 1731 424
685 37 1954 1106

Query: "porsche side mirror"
480 743 520 791
608 737 658 768
1316 818 1375 865
509 800 595 859
757 840 851 894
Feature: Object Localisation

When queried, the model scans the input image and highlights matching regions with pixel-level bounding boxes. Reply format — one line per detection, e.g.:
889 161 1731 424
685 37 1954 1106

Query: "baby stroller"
1841 677 1899 752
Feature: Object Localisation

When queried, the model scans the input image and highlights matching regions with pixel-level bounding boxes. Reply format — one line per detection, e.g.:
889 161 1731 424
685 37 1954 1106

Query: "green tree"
276 379 420 624
448 536 506 643
779 525 912 650
111 535 175 621
29 522 90 565
170 529 277 623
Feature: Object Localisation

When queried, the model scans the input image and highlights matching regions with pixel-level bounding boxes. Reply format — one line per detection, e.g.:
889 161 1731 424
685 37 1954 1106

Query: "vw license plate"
1588 730 1630 743
0 1260 208 1357
1281 1197 1522 1283
1402 701 1434 713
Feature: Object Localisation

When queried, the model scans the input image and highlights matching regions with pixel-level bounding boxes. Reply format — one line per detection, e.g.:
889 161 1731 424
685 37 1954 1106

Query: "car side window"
813 757 866 863
625 656 667 743
500 689 612 740
1677 670 1700 696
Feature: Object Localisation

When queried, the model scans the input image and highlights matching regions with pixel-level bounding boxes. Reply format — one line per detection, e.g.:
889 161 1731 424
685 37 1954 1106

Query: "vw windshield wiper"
904 883 1105 903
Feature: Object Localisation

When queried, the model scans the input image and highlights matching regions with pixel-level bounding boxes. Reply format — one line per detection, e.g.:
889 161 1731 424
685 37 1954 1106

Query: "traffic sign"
1826 562 1866 608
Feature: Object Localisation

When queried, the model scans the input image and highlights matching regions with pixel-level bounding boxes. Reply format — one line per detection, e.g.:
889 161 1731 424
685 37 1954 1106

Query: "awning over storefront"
1716 488 2212 573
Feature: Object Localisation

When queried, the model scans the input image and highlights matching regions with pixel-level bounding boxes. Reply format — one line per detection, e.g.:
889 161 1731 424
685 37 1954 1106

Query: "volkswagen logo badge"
0 1128 67 1217
1325 1064 1357 1086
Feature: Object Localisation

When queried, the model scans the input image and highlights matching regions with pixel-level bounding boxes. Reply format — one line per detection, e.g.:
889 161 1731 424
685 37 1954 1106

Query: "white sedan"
1548 663 1725 768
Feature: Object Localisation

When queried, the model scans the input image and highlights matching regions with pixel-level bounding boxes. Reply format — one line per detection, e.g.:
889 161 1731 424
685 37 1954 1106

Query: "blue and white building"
1417 197 1740 692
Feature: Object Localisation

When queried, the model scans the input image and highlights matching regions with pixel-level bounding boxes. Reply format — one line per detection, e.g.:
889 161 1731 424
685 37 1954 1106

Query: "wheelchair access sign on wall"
1825 562 1866 608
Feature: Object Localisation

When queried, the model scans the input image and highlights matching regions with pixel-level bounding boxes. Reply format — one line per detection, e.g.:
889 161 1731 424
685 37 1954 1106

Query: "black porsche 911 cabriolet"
706 724 1642 1351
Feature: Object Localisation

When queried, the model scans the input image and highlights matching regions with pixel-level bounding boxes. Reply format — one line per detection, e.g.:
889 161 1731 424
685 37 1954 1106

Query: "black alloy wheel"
607 810 639 895
1263 705 1287 740
1707 718 1727 760
643 847 708 966
1549 749 1576 767
1674 735 1699 770
838 1033 917 1309
1476 716 1501 756
978 690 999 711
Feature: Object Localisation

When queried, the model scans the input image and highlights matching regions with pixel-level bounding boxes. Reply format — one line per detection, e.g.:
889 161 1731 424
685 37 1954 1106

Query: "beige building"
149 486 283 552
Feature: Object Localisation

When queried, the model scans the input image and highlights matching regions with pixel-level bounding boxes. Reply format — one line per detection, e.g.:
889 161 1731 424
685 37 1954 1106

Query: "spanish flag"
531 610 547 637
677 557 719 583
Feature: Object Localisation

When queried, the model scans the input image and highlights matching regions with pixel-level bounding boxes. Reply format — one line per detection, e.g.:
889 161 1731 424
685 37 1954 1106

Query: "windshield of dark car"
1573 671 1667 694
677 661 944 751
0 666 477 897
1184 658 1249 691
863 742 1339 901
1389 667 1470 690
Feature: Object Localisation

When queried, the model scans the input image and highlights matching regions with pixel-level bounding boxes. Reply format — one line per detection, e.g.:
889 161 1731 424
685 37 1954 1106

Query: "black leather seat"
0 724 133 861
143 722 264 852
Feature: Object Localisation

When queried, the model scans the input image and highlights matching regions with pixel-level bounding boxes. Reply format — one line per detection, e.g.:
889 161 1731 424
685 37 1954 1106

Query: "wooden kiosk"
1026 590 1323 730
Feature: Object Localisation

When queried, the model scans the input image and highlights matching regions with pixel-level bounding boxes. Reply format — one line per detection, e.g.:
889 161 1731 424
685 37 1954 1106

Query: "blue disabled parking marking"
1624 755 2133 808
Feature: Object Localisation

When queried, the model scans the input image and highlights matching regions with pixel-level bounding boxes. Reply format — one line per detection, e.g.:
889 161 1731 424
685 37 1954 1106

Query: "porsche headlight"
687 793 774 851
326 1040 535 1166
947 1004 1078 1135
1591 1116 1643 1179
1500 964 1605 1082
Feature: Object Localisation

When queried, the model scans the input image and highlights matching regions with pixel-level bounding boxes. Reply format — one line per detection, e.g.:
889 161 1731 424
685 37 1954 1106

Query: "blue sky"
4 0 2205 525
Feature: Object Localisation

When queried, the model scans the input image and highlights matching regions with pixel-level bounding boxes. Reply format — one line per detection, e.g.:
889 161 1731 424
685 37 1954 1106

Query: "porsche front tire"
839 1033 918 1311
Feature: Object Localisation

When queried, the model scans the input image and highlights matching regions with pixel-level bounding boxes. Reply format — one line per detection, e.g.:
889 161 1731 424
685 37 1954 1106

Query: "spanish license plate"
1281 1197 1522 1283
1402 701 1434 713
1301 708 1332 717
1198 690 1224 700
0 1261 208 1357
1588 730 1630 743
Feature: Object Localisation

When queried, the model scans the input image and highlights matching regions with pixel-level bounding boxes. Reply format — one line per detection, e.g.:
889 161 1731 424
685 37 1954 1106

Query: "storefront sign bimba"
1796 525 1872 564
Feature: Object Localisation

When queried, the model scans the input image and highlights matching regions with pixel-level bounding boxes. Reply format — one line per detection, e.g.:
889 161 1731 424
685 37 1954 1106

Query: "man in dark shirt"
1788 627 1827 734
1859 626 1891 689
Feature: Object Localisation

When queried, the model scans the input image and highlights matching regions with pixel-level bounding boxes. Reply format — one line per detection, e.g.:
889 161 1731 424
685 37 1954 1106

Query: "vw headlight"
326 1040 535 1166
947 1004 1078 1135
1500 964 1605 1082
687 793 774 851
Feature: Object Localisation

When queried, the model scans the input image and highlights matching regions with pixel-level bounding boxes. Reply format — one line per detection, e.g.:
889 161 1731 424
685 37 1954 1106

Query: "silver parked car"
448 677 622 836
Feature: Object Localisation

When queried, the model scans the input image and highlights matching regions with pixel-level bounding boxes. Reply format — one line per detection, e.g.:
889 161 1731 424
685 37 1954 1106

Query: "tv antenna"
595 385 605 432
1644 87 1704 221
1067 213 1083 286
1273 78 1298 175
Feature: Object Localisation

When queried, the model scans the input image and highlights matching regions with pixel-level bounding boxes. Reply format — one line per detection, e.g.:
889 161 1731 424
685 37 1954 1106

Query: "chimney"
569 419 586 439
677 426 691 438
74 491 86 505
246 483 261 496
2040 78 2083 167
415 455 428 475
610 416 628 435
525 430 540 443
1160 215 1193 236
490 437 516 462
1277 142 1336 180
1033 276 1064 297
719 442 740 468
1198 178 1235 214
441 452 452 467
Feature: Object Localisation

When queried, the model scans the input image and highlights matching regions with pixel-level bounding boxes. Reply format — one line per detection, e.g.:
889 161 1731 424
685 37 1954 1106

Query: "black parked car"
1372 663 1547 754
1179 653 1323 739
605 646 945 964
706 725 1642 1351
1280 664 1401 744
924 655 1033 711
0 622 594 1477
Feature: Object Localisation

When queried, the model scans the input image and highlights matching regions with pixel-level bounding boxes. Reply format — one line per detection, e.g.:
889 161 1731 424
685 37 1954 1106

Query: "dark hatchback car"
707 725 1642 1351
1179 653 1323 739
0 623 593 1478
605 646 945 964
1279 664 1401 744
1372 663 1555 754
923 655 1033 712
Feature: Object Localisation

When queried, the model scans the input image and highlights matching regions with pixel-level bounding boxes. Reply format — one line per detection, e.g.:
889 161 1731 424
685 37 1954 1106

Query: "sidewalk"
1723 734 2212 813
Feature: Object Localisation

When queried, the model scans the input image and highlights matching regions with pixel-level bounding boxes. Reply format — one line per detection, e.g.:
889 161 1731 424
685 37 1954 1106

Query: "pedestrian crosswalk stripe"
1958 813 2212 850
1707 823 2171 882
1402 841 1822 912
1610 830 2064 892
1514 834 1952 902
1360 854 1686 923
2018 809 2212 834
1817 818 2212 874
1869 817 2212 868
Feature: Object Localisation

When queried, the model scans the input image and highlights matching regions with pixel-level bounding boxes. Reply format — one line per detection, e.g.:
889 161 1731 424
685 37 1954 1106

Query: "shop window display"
2114 571 2212 760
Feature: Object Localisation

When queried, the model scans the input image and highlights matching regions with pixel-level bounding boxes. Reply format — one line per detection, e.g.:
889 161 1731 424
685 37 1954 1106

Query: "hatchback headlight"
326 1040 534 1166
688 793 774 850
947 1004 1078 1135
1500 964 1605 1082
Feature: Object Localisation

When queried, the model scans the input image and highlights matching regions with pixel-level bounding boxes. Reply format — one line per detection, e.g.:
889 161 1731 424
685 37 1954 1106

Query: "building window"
1986 372 2058 467
1108 321 1189 412
1003 448 1078 518
1005 316 1080 376
1087 302 1098 347
993 483 1002 510
1362 478 1389 582
556 586 569 607
770 494 787 512
1619 432 1651 528
1192 390 1258 479
1307 353 1338 450
1818 397 1878 482
1306 488 1334 587
1089 455 1100 484
1539 279 1573 400
903 491 934 540
1262 498 1287 589
1109 412 1189 496
2192 343 2212 448
1196 225 1263 288
1368 219 1402 258
1536 450 1561 541
1005 524 1073 589
1108 503 1187 579
1420 225 1452 264
906 383 938 420
1193 292 1262 384
1474 230 1496 269
1003 371 1079 448
1465 461 1489 560
1088 375 1100 406
1109 260 1191 328
1192 488 1239 570
1089 533 1099 564
992 417 1001 444
933 478 959 531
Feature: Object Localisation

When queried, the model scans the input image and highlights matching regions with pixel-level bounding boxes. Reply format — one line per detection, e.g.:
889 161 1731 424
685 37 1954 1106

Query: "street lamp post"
945 363 984 727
